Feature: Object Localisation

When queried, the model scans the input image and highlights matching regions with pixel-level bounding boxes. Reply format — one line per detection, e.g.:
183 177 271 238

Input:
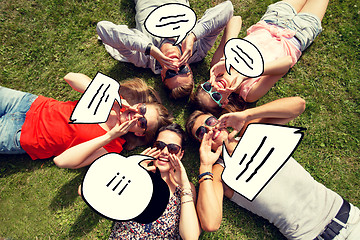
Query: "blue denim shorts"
260 1 322 51
0 87 38 154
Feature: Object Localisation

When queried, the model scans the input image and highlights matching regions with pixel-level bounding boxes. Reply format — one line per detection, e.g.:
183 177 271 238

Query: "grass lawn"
1 0 359 239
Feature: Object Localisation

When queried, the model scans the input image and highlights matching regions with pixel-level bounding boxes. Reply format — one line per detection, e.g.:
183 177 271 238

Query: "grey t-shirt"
216 157 342 239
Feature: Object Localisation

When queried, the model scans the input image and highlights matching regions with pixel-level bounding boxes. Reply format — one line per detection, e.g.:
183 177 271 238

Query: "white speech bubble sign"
70 72 121 124
82 153 155 221
224 38 264 78
222 124 304 201
144 3 196 45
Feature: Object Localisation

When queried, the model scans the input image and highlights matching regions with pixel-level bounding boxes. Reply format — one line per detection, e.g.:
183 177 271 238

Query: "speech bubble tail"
225 61 232 75
221 142 232 166
114 94 122 109
174 35 184 46
68 118 76 124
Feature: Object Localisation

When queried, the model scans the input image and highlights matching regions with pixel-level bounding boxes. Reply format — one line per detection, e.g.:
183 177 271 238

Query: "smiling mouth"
217 79 227 89
157 157 169 162
126 112 134 121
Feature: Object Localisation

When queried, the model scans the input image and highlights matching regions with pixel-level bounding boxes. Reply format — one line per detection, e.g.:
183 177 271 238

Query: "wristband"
145 43 153 55
181 191 193 198
199 177 213 184
198 172 213 180
181 199 193 205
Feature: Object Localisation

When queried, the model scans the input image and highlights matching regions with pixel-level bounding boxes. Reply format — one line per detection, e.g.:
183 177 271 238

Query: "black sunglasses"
195 116 219 140
153 141 181 154
136 104 147 130
164 65 191 81
201 82 222 107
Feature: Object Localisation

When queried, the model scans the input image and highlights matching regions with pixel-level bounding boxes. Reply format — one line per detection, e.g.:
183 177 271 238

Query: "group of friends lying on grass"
1 0 359 239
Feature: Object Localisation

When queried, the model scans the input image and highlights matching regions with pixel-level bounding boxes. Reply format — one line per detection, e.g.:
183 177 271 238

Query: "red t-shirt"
20 96 126 160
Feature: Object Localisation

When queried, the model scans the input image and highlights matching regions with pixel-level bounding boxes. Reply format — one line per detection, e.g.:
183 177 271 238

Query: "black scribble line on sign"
112 176 125 191
231 47 254 70
119 180 131 195
156 20 189 28
106 172 119 187
239 154 247 165
246 147 274 182
236 136 267 180
94 84 110 115
105 94 110 102
173 26 180 30
160 14 185 22
88 84 104 109
237 45 253 64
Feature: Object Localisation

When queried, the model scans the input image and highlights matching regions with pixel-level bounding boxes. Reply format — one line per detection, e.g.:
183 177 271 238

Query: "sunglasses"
201 82 222 107
136 104 147 130
153 141 181 154
164 65 191 81
195 116 219 140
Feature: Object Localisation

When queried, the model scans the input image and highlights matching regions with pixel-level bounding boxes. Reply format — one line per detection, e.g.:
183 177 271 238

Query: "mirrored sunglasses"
195 116 219 140
137 104 147 130
164 65 191 80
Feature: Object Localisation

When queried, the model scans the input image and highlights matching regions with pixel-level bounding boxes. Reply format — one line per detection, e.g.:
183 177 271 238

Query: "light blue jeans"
0 86 38 154
261 1 323 51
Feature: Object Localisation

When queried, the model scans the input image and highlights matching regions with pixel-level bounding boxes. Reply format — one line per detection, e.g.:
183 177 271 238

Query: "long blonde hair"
119 78 173 150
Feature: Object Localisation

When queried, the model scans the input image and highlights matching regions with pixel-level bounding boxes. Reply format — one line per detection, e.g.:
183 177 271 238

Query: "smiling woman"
186 97 360 239
109 123 201 240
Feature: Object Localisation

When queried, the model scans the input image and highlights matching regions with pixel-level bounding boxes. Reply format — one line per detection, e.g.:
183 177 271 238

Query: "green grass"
1 0 359 239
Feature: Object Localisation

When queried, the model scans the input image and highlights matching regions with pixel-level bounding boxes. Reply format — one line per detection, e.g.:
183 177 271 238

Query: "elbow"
53 156 65 168
53 156 76 169
231 16 242 25
200 221 221 232
292 97 306 116
63 72 77 83
297 97 306 114
96 21 111 38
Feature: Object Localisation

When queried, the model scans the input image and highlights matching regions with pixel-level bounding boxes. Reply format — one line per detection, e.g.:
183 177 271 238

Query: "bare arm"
64 72 92 93
178 183 202 239
53 119 137 169
211 16 242 67
219 97 306 138
262 56 293 76
169 154 201 239
196 131 224 232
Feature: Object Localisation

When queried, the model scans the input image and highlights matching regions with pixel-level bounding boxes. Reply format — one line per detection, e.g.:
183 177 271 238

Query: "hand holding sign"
224 38 264 78
221 124 304 201
144 3 197 46
81 153 170 223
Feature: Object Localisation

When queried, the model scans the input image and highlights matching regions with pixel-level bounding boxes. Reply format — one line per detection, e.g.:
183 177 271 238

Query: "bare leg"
299 0 329 21
282 0 307 13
